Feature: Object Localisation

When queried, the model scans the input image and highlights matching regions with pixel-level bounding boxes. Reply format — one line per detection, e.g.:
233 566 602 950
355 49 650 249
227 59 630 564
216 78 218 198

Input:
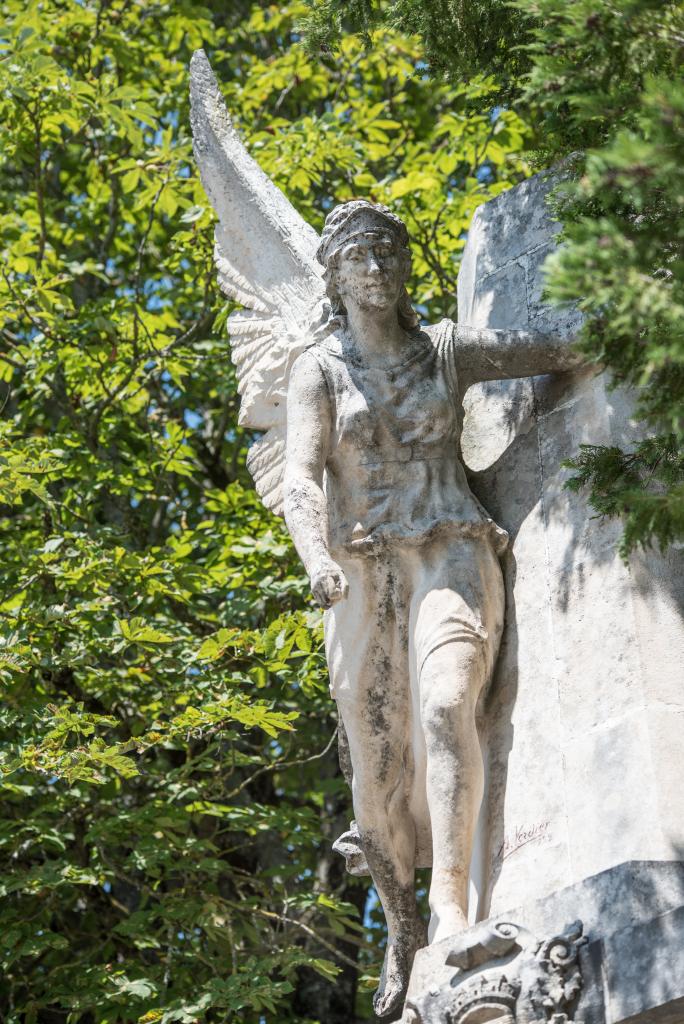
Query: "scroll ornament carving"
404 920 586 1024
528 921 585 1024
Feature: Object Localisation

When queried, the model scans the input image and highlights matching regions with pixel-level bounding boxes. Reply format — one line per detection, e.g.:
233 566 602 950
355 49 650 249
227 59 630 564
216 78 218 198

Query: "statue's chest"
327 346 458 453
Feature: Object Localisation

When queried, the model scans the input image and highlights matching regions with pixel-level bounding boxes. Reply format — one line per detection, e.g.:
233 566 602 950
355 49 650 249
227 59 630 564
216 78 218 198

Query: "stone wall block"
602 905 684 1023
457 172 562 292
457 167 684 917
469 260 529 331
561 714 664 882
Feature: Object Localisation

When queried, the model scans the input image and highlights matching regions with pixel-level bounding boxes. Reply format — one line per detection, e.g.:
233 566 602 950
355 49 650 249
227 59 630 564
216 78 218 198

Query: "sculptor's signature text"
497 820 551 861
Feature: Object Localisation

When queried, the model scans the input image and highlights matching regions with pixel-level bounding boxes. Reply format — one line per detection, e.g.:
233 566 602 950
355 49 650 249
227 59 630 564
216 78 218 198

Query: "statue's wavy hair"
314 200 420 335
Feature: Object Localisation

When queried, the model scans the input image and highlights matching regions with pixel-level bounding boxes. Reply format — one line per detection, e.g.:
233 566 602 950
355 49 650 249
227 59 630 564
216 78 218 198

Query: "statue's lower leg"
420 643 487 944
375 913 428 1018
352 775 425 1016
360 831 426 1017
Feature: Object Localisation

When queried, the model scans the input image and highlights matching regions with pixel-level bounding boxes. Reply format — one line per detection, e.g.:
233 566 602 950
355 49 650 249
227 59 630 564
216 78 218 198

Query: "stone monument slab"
458 171 684 922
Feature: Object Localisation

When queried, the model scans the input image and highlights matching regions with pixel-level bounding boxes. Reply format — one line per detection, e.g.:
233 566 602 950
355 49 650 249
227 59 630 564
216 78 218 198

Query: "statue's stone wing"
190 50 325 514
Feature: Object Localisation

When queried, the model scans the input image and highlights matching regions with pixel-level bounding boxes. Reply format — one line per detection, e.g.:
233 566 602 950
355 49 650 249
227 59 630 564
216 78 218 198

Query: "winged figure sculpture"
190 50 582 1021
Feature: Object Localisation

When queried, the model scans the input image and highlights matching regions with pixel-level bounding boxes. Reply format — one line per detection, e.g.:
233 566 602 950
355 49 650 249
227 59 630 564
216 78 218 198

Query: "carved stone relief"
404 920 586 1024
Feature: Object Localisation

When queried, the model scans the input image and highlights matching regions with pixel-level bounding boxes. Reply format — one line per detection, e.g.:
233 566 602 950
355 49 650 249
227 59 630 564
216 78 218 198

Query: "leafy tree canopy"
303 0 684 555
0 2 530 1021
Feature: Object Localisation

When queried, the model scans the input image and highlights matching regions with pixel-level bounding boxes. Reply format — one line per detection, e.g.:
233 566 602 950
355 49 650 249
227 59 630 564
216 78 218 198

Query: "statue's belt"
358 442 452 465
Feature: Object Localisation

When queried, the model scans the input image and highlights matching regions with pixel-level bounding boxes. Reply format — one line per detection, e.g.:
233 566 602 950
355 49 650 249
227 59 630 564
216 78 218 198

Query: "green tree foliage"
303 0 532 96
520 4 684 555
303 0 684 555
0 2 530 1020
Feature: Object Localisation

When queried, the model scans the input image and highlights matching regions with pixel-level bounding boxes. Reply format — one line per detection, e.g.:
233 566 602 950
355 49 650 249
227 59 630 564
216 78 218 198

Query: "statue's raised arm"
454 323 584 390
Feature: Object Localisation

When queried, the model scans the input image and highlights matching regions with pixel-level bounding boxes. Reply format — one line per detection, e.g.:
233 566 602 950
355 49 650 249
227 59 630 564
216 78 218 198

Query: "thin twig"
1 270 60 342
31 105 47 267
224 726 338 801
246 905 361 972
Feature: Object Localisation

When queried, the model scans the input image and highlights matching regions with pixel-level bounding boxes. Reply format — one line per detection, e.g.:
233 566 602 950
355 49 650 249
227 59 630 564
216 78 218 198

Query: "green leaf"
117 618 175 645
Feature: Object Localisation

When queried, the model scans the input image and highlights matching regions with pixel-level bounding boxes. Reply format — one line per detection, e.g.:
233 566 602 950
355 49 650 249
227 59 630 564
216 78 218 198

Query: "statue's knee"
421 675 479 741
419 642 484 737
351 758 400 813
420 640 481 681
421 691 466 741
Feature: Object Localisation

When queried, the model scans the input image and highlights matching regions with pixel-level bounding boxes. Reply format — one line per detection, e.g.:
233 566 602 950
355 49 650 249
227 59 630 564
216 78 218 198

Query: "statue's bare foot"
373 923 427 1018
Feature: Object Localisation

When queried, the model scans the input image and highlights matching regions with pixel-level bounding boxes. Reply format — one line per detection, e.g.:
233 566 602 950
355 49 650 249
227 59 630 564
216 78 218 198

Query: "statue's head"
316 200 419 331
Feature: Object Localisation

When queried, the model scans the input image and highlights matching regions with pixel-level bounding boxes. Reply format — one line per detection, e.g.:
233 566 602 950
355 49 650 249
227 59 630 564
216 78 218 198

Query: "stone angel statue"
190 50 582 1018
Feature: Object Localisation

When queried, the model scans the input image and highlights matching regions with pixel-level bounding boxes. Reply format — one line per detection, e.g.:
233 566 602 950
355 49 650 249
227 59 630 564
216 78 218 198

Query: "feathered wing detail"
245 426 286 516
190 49 325 513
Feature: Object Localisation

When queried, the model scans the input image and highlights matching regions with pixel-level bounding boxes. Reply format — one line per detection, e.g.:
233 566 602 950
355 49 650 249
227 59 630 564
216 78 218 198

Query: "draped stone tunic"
308 323 508 871
307 323 508 559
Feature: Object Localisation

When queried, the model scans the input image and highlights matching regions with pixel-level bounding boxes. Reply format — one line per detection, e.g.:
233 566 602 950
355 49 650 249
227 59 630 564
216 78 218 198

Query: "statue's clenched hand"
311 558 349 609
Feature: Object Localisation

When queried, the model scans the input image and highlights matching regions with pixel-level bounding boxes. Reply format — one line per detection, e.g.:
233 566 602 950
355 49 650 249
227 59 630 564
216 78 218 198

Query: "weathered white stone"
191 54 684 1020
457 172 561 288
404 916 589 1024
189 48 326 512
458 170 684 921
404 861 684 1024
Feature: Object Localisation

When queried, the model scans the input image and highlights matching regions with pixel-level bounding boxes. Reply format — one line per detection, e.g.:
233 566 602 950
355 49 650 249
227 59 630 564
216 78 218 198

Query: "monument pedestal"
403 860 684 1024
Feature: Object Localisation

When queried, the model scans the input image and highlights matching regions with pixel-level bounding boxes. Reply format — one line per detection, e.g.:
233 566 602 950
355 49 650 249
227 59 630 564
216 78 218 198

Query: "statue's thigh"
325 555 411 773
409 538 504 709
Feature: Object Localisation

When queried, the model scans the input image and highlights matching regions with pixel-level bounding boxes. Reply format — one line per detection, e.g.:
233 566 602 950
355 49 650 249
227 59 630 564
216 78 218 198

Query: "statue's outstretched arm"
284 353 347 608
454 324 587 391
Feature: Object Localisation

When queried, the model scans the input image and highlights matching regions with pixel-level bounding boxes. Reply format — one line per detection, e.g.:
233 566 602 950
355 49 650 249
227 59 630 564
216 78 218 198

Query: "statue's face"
333 229 407 313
